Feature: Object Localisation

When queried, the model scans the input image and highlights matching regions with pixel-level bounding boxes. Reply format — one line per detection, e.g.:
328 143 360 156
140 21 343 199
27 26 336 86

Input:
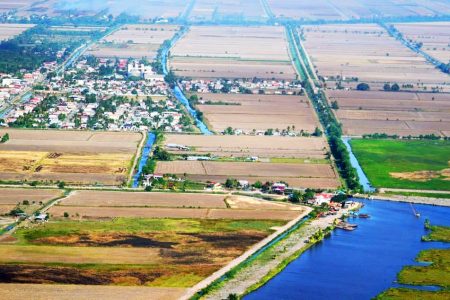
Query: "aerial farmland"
194 93 319 134
394 22 450 63
1 1 450 299
328 90 450 137
155 134 340 189
189 0 268 22
268 0 450 21
87 24 180 59
301 23 450 138
0 129 142 186
302 24 448 91
169 26 297 80
0 189 307 298
0 23 34 41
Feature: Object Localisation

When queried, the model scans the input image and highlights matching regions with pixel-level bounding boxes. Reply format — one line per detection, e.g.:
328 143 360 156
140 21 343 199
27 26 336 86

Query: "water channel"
161 31 212 135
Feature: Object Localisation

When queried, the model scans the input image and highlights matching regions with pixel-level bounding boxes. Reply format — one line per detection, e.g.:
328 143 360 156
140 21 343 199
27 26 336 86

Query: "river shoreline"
355 194 450 207
187 203 361 299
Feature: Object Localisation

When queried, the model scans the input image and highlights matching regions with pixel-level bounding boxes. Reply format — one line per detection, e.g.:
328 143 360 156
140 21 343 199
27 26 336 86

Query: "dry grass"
164 134 328 159
59 191 227 208
0 130 141 185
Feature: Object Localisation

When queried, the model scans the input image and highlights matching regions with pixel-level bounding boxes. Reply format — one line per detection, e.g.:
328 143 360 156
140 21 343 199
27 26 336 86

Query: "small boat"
410 203 420 218
359 213 370 219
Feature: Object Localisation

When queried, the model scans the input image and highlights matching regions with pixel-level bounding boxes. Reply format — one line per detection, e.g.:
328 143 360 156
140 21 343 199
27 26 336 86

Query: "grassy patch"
351 139 450 191
15 218 284 244
398 249 450 288
376 288 450 300
377 225 450 298
424 225 450 243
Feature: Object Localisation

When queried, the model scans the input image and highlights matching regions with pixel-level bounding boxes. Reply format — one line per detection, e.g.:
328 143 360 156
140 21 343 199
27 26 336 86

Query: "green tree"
0 133 9 143
313 127 323 137
225 178 238 189
356 83 370 91
331 101 339 110
391 83 400 91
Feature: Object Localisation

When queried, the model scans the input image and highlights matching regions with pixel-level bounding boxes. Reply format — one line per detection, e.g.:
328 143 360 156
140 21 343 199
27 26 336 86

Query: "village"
1 57 194 132
180 78 304 95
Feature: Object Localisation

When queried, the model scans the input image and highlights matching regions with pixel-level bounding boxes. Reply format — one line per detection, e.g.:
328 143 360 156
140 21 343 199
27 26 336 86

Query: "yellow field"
0 129 142 185
0 151 131 176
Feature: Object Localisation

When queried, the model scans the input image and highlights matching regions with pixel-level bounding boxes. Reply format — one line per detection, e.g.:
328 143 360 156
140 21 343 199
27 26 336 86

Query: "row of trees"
356 82 401 92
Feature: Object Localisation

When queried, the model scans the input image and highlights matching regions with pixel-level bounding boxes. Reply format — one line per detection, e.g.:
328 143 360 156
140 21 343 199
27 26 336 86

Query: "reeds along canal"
245 199 450 300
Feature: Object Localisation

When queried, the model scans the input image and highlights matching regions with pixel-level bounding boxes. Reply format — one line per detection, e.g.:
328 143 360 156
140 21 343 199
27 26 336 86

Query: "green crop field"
350 139 450 191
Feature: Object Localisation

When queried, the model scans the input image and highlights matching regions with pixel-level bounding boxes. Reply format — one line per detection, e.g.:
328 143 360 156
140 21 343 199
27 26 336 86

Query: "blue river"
245 199 450 300
132 132 156 188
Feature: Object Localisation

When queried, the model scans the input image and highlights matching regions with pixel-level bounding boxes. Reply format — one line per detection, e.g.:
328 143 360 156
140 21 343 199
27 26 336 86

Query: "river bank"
187 203 360 299
246 199 450 300
356 194 450 207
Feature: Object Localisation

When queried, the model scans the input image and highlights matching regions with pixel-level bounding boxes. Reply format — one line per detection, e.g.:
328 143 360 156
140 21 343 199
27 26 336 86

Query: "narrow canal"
342 137 375 193
161 30 212 135
132 132 156 188
245 199 450 300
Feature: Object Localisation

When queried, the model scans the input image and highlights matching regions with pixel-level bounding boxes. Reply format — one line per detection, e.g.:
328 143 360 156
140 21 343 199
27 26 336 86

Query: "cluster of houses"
62 58 168 97
4 92 187 131
2 57 191 132
180 78 303 95
0 72 42 109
